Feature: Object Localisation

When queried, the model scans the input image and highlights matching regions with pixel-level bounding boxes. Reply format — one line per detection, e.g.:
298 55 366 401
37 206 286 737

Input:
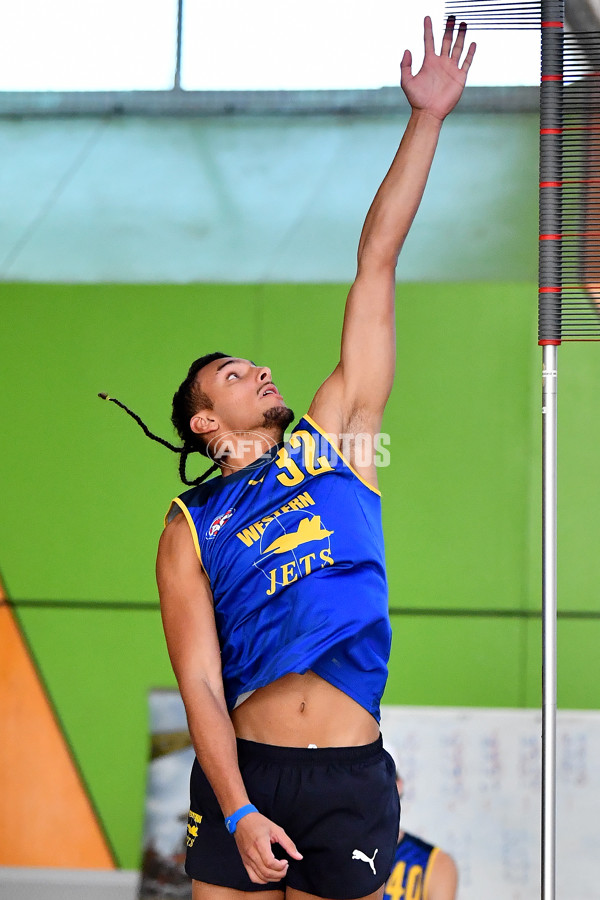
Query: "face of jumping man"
189 357 294 456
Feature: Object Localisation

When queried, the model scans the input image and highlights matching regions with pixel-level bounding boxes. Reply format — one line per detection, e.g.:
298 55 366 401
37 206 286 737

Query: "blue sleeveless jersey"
166 415 391 721
384 832 439 900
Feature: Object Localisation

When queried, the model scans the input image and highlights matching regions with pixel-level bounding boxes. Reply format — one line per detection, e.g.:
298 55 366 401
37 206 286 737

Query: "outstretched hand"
401 15 476 121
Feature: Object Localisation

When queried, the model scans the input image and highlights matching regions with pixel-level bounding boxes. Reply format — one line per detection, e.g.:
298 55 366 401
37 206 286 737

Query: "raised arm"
309 16 475 485
156 515 301 884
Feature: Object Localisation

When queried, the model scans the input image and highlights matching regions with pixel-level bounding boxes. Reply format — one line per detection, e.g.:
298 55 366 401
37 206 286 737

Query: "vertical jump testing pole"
447 2 600 895
539 3 563 899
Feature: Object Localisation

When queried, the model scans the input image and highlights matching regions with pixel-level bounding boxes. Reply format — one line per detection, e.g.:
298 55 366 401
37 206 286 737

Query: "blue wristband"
224 803 258 834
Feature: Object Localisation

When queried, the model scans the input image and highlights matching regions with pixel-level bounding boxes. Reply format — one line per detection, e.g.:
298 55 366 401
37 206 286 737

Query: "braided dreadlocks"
99 352 230 486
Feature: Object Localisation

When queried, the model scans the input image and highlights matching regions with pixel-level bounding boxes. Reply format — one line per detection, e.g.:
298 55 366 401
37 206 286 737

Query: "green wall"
2 281 600 867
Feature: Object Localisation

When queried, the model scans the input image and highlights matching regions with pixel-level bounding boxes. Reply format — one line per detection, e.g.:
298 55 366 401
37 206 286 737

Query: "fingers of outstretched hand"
440 14 456 56
427 15 471 62
400 48 413 85
423 15 435 54
430 14 476 74
450 21 467 60
450 22 477 74
461 41 477 74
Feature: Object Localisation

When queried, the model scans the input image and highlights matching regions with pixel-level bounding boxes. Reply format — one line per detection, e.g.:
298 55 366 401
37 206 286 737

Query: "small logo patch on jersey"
352 848 378 875
207 507 235 539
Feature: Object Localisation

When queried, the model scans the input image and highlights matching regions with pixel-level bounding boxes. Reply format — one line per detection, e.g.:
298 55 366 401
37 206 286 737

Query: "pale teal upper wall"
0 112 538 283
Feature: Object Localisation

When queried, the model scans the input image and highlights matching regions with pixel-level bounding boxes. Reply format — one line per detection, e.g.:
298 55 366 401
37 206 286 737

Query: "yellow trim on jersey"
303 414 381 496
166 497 204 568
422 845 440 899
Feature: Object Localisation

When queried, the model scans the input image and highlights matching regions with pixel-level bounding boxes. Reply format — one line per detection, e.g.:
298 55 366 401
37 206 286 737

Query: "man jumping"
156 17 475 900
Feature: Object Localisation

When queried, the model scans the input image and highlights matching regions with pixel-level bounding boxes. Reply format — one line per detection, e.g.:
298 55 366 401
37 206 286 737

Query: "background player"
384 762 458 900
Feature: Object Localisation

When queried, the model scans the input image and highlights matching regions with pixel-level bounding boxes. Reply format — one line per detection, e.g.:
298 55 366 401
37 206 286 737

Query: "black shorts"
185 736 400 899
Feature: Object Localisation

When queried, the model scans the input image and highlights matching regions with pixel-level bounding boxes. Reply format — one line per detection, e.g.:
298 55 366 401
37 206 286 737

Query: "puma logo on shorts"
352 848 378 875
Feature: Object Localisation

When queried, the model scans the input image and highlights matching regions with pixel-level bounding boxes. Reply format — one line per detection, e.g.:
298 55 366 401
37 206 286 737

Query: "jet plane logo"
253 510 334 589
262 516 333 555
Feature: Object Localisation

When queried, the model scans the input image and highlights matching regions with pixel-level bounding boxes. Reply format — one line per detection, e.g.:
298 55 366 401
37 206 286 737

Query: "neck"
215 427 283 476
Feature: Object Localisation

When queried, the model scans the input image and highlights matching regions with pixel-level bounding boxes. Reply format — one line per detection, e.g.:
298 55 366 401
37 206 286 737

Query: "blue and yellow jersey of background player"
156 16 476 897
384 770 458 900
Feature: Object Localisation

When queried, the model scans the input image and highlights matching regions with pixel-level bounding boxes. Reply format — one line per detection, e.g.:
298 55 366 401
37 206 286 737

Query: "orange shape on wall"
0 583 115 868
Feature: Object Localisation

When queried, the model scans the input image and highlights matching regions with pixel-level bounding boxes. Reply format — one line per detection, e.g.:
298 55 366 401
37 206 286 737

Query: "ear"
190 411 219 437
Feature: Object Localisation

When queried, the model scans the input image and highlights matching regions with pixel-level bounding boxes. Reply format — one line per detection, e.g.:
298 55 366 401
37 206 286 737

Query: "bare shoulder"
156 511 206 592
427 848 458 900
158 510 193 556
156 512 222 689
